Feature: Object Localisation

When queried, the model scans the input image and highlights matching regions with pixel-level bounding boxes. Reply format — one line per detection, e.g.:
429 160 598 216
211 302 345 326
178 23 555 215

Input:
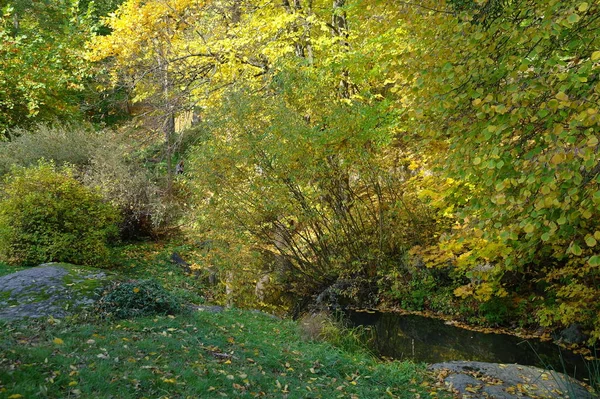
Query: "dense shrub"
0 124 102 175
82 144 173 239
0 162 120 266
0 123 179 239
189 90 443 311
96 279 183 319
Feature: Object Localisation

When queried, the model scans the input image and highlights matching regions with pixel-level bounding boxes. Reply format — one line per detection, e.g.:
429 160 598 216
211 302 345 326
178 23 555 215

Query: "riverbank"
0 309 443 398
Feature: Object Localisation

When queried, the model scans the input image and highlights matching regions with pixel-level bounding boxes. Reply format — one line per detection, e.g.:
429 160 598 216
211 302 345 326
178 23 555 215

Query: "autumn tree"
0 0 98 138
401 0 600 340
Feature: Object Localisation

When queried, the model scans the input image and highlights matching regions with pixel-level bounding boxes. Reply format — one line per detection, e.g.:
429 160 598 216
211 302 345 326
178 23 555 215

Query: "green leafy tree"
0 0 95 137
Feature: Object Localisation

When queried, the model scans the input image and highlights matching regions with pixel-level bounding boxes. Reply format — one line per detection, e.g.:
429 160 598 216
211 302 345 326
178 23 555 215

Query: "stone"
0 263 113 321
429 361 594 399
170 252 191 273
559 324 588 345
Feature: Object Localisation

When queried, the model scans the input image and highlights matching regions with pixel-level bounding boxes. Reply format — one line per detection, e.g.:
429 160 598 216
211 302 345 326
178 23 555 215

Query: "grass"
0 241 447 398
0 262 27 278
108 241 208 305
0 310 442 399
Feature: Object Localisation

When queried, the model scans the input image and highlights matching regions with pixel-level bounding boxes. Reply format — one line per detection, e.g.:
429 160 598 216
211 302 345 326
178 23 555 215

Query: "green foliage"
96 279 183 319
403 0 600 341
0 1 94 136
109 241 207 305
299 311 374 354
0 124 103 175
0 124 178 238
189 89 440 309
0 161 120 266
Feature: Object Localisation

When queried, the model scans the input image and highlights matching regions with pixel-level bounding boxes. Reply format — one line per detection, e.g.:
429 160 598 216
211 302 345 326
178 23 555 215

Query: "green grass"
0 310 442 399
0 242 448 398
0 262 27 277
108 241 208 305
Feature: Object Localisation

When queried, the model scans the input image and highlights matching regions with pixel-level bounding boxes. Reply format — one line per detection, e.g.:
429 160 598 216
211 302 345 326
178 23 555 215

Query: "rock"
429 361 594 399
559 324 588 345
192 305 224 313
170 252 191 273
0 263 113 321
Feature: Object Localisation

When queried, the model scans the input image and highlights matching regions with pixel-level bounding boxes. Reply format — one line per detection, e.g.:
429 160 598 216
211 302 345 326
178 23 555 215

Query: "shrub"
82 144 172 239
96 279 183 319
0 161 120 266
0 124 103 175
0 123 180 239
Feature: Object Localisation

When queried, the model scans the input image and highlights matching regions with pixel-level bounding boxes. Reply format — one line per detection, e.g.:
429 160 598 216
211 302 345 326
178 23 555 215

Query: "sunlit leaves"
405 0 600 340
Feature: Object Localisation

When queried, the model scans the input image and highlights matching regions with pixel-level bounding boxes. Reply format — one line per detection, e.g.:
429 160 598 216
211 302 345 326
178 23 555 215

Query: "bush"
96 279 183 319
0 123 180 239
0 162 120 266
82 144 173 239
0 124 103 175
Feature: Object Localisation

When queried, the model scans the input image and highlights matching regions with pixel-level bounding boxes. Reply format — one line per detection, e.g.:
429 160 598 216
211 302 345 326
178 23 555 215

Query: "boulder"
0 263 113 320
559 324 588 345
429 361 594 399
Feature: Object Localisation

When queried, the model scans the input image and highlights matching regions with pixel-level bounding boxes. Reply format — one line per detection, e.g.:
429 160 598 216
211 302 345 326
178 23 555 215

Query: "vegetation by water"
0 310 441 398
1 0 600 356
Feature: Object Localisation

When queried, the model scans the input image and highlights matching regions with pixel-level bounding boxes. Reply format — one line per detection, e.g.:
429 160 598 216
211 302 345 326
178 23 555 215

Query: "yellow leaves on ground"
53 337 65 345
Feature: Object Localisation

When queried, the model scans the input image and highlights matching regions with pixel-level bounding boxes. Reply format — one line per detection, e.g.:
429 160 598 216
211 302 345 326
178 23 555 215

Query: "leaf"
592 51 600 62
585 235 597 247
8 395 23 399
567 13 580 24
133 287 140 293
53 338 64 345
588 256 600 267
570 243 583 256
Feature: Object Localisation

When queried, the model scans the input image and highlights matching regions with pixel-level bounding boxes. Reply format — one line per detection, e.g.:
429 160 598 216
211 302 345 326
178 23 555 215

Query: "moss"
0 263 117 317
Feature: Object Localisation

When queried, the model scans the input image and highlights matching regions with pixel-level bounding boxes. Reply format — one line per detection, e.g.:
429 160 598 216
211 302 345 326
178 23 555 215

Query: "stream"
345 310 592 382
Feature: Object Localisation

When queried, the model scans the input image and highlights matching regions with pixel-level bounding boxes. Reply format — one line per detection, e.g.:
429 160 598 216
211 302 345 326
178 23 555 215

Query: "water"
346 310 592 381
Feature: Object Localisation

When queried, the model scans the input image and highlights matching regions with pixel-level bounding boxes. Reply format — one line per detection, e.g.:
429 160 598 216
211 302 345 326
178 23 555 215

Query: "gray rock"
0 263 111 321
560 324 588 345
193 305 225 313
429 361 594 399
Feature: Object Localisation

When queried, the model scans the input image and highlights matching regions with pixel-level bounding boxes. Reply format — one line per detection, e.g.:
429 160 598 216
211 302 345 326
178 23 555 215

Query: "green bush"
0 124 103 175
0 161 120 266
0 123 179 239
96 279 183 319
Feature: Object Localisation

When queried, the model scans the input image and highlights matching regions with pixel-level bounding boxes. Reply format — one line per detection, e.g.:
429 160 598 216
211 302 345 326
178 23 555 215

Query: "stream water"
345 310 592 381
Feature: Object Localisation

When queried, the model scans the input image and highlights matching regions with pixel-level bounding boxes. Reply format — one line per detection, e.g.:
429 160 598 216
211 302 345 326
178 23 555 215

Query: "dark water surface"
346 310 591 381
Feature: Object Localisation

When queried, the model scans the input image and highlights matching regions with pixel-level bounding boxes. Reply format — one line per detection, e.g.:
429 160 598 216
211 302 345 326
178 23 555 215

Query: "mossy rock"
0 263 115 320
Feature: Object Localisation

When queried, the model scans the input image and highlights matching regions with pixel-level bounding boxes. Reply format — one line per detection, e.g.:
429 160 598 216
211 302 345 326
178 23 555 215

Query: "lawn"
0 309 443 398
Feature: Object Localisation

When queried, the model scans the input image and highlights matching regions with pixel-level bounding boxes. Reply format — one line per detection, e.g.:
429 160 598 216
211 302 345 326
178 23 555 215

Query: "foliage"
0 1 95 137
0 123 179 238
109 241 207 305
398 0 600 342
96 279 183 319
299 311 374 354
0 124 103 175
189 90 440 309
82 139 175 239
89 0 600 340
0 161 120 266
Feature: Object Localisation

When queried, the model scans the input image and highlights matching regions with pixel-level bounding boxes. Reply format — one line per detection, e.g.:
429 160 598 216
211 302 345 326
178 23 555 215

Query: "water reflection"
346 310 589 381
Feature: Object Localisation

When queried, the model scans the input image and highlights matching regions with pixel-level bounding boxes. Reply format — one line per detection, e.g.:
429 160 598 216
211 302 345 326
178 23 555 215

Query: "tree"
402 0 600 340
0 0 95 138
